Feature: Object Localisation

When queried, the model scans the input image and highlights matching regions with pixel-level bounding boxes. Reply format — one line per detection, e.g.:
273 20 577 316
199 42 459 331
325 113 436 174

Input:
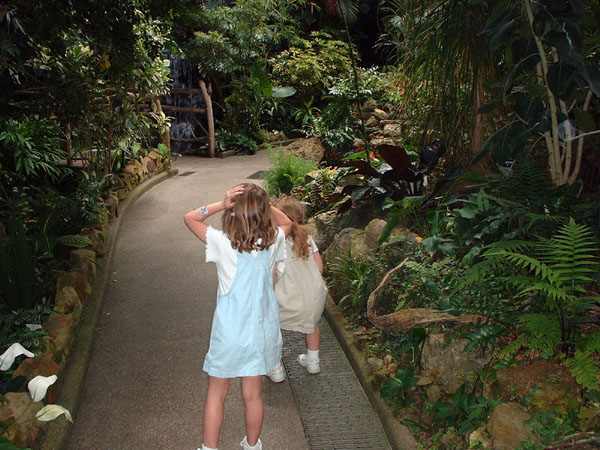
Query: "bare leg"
241 376 264 446
306 325 320 351
203 376 231 448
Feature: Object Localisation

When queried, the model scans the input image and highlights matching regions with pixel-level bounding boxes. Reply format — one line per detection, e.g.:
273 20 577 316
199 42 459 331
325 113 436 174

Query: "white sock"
200 445 218 450
307 349 320 361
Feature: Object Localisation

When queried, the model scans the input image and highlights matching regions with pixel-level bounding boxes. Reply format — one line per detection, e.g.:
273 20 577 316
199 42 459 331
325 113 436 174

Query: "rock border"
39 167 178 450
324 296 418 450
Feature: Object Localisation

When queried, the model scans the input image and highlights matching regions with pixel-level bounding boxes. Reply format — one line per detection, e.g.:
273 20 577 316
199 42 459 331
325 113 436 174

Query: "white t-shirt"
206 226 286 296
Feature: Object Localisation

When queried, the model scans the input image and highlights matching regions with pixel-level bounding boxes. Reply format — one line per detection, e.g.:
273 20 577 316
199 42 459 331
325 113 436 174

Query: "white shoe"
240 436 262 450
267 363 285 382
297 354 320 374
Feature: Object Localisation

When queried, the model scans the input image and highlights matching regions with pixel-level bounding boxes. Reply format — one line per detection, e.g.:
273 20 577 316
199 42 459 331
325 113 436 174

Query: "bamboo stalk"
567 89 594 185
524 0 562 185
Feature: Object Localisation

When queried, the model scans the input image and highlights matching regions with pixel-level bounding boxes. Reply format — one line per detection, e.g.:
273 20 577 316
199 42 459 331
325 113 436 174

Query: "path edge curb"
323 296 418 450
41 168 178 450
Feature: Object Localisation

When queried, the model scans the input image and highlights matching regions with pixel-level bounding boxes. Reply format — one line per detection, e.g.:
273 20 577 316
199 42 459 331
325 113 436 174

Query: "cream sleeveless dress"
275 237 328 334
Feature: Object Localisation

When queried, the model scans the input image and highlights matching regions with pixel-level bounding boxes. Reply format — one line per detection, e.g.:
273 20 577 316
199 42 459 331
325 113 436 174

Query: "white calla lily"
36 404 73 423
0 343 34 371
28 375 58 402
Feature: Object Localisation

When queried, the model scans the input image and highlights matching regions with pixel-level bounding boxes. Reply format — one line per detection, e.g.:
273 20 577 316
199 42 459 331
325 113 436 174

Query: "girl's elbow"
183 211 196 228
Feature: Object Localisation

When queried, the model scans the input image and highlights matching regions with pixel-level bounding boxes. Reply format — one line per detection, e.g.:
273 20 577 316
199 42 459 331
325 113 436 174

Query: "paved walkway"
67 152 392 450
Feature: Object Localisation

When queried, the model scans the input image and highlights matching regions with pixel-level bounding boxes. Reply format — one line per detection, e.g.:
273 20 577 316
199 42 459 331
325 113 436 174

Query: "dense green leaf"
564 351 600 390
579 64 600 97
515 95 545 126
511 38 540 73
492 122 527 163
547 61 577 98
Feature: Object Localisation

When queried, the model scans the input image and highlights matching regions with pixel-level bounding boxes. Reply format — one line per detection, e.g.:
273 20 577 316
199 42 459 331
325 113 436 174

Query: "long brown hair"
273 195 310 259
223 183 277 252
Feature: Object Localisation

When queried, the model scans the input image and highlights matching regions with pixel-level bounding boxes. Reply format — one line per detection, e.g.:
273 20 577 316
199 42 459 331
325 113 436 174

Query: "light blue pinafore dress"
203 249 283 378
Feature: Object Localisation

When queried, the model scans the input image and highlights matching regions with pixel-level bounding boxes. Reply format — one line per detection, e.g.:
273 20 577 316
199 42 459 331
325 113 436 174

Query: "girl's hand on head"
224 185 244 209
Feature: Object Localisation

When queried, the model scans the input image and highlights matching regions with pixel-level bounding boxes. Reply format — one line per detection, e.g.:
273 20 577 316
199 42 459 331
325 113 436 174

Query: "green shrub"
0 116 66 182
217 130 259 155
0 305 51 353
270 31 351 101
263 150 317 197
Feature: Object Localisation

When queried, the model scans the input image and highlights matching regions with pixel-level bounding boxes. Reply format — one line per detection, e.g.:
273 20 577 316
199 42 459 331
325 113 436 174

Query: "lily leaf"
36 404 73 423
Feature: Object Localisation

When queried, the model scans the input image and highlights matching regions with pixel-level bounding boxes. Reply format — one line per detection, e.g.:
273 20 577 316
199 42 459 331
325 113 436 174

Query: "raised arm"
271 205 292 236
183 185 244 243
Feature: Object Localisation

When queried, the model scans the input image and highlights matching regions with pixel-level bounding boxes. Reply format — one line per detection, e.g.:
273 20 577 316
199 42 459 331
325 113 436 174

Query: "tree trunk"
199 80 215 158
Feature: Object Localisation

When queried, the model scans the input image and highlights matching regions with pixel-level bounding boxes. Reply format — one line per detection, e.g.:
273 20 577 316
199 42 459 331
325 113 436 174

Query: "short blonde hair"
223 183 277 253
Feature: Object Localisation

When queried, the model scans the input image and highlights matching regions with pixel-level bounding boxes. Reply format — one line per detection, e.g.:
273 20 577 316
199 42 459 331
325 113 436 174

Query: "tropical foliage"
475 0 599 186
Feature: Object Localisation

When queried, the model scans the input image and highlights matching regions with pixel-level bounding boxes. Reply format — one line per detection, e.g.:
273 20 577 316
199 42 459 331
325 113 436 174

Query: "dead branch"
366 259 487 333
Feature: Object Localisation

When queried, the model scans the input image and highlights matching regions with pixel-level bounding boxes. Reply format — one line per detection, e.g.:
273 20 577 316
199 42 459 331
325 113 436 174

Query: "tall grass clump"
264 150 317 197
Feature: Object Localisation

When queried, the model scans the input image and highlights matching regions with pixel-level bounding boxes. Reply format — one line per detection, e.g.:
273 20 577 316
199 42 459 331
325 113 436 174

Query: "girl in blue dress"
184 183 291 450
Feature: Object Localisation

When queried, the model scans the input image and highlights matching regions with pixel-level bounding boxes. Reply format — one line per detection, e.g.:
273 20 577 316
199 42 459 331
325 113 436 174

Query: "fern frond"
581 331 600 353
497 251 557 282
538 219 599 288
519 281 573 307
452 257 502 291
499 337 527 359
485 240 533 253
524 213 566 230
564 350 600 390
405 260 426 274
519 313 560 358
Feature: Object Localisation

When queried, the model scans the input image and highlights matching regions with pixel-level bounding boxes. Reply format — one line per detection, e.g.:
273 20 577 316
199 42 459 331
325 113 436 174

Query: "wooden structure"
158 81 216 157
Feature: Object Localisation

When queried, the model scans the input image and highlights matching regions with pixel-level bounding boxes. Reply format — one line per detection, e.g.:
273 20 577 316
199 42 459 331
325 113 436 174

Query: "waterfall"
164 54 207 155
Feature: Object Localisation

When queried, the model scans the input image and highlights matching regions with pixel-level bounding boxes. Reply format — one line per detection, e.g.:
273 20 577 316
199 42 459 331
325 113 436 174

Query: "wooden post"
199 80 215 157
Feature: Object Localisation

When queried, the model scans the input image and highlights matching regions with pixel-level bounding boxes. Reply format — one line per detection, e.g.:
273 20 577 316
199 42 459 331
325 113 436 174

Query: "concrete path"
67 152 394 450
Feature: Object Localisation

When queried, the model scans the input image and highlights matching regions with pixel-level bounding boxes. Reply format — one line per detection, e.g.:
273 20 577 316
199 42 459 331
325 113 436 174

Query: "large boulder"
323 227 373 267
81 227 105 256
364 218 387 249
365 116 380 127
283 138 325 163
43 312 76 365
421 333 491 394
486 360 579 403
306 210 340 253
362 99 377 114
372 108 389 120
69 248 96 279
382 122 402 138
56 271 91 302
487 403 537 449
53 286 82 318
